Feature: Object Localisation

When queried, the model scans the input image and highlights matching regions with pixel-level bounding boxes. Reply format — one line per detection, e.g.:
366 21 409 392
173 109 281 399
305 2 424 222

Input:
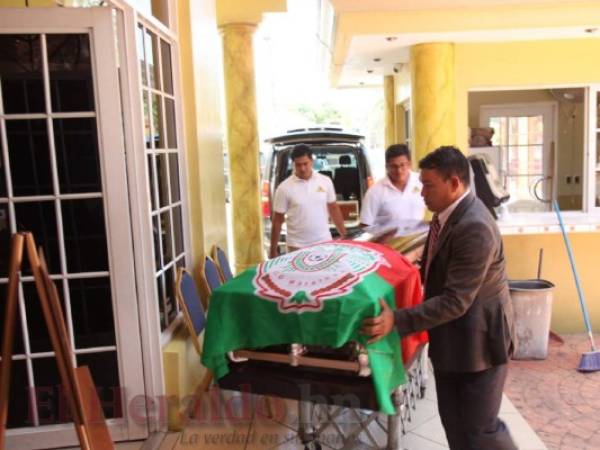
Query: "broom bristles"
577 351 600 373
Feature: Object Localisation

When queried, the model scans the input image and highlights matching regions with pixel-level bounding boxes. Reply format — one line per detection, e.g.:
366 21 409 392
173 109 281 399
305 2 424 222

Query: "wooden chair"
211 245 234 283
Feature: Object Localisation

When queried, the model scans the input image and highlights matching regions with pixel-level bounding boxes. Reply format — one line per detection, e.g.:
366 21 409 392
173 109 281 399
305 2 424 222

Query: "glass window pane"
160 210 173 264
23 281 65 353
597 95 600 129
143 91 152 149
596 133 600 168
0 35 45 114
164 97 177 148
160 39 173 95
147 154 156 211
172 205 183 256
77 352 122 419
152 214 161 268
168 153 180 203
156 274 166 329
156 153 169 207
0 205 9 277
0 282 25 355
151 94 164 148
596 172 600 208
528 116 543 145
54 118 101 194
47 34 95 113
165 266 176 323
69 277 115 349
61 198 109 272
33 357 72 425
136 25 147 86
6 120 53 196
5 360 28 429
15 202 61 274
0 138 7 197
145 30 160 90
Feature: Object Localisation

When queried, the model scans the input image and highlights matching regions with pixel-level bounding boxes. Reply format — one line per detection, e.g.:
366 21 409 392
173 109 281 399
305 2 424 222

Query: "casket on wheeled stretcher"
201 238 428 449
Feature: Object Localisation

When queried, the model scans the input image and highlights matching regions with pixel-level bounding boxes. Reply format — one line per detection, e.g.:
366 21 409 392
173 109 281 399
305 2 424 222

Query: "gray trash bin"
509 279 555 360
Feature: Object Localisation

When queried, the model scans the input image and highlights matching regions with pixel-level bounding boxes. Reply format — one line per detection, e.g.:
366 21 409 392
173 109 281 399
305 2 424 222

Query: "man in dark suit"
362 146 517 450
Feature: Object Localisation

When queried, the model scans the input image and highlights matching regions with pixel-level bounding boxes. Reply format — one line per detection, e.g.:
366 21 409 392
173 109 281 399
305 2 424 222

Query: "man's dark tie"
425 213 440 282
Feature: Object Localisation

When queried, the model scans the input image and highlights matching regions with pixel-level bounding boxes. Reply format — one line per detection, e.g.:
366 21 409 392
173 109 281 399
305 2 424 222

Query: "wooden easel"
0 233 114 450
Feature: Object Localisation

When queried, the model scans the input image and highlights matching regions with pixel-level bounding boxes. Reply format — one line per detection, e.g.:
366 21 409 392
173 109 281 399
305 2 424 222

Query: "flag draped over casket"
201 240 428 414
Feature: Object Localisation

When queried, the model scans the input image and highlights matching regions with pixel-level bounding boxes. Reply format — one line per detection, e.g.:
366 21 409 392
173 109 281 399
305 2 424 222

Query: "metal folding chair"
175 268 213 405
211 244 234 282
197 255 222 309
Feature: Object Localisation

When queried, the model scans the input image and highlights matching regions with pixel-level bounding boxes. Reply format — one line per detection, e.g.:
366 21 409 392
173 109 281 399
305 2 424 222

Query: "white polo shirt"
360 171 426 232
273 172 336 248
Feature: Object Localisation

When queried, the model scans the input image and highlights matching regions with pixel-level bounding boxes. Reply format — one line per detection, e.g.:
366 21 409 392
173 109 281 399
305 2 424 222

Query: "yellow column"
221 23 264 272
383 75 396 149
410 43 456 161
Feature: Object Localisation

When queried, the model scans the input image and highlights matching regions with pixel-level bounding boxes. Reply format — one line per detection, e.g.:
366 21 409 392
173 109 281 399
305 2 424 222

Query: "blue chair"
204 256 222 293
175 268 213 402
175 268 207 355
211 245 234 282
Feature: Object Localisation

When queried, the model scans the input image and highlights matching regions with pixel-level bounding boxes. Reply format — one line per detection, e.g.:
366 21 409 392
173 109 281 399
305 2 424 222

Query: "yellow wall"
178 0 228 269
454 38 600 333
163 328 208 430
455 38 600 151
504 232 600 334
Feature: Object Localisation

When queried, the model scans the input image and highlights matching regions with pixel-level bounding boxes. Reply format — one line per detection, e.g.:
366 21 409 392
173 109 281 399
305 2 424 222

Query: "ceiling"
328 1 600 87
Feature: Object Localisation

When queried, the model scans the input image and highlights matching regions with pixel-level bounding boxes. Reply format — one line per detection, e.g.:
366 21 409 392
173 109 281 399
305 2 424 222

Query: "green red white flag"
201 240 427 414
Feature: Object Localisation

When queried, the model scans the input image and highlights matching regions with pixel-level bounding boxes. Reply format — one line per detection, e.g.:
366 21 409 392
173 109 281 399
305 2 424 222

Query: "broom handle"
553 200 596 350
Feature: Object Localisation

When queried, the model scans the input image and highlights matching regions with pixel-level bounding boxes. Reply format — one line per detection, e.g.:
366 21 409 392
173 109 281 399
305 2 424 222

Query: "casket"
201 240 427 415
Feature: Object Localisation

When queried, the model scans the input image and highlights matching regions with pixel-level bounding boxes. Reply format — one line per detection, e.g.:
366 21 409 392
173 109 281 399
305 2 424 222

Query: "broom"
553 200 600 372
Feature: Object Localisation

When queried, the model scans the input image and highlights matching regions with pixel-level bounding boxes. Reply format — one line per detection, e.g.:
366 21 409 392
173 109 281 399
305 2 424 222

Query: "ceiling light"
373 58 381 62
359 82 365 85
367 69 373 74
385 36 397 42
585 27 598 34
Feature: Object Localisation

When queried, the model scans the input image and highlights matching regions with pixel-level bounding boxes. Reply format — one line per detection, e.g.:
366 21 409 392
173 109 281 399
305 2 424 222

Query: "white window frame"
0 7 148 447
585 85 600 212
108 0 192 425
480 102 557 211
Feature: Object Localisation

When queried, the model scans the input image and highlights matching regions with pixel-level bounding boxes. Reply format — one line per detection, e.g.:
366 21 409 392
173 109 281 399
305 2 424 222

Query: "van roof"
265 128 365 145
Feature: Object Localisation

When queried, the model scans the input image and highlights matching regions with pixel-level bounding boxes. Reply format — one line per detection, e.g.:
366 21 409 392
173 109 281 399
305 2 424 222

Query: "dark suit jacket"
395 192 515 372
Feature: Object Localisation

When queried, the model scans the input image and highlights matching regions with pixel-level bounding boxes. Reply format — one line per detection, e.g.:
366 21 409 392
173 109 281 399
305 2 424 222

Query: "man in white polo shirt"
360 144 426 233
269 144 347 258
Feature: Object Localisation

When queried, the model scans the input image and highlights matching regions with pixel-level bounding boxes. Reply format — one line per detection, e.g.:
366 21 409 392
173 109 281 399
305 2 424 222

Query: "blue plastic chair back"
205 256 222 293
216 247 234 282
180 271 206 336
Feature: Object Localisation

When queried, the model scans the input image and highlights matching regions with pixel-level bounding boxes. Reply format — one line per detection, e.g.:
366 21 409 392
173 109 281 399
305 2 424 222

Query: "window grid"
0 32 119 427
136 22 186 330
490 114 545 202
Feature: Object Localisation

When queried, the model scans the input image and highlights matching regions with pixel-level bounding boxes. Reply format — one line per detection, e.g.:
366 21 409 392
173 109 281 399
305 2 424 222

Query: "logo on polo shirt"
316 186 325 193
252 243 390 313
412 186 420 193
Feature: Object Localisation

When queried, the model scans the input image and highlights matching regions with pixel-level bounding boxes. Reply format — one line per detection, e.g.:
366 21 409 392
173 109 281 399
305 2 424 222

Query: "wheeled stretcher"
202 237 429 450
219 341 428 450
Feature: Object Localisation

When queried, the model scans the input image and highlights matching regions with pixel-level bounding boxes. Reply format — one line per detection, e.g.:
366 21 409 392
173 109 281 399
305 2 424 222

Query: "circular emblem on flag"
253 243 390 313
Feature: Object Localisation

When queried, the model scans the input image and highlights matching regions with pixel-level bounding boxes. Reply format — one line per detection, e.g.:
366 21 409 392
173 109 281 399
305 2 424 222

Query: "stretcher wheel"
304 442 322 450
419 386 426 399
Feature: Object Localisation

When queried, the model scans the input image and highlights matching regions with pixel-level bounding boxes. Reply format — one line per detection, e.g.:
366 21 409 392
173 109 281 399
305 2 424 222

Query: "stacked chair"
174 245 234 410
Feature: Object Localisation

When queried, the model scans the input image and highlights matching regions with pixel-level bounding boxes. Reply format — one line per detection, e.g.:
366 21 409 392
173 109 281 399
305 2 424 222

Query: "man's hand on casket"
360 299 394 344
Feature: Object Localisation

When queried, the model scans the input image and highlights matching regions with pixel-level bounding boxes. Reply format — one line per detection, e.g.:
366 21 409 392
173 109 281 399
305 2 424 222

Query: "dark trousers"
434 364 517 450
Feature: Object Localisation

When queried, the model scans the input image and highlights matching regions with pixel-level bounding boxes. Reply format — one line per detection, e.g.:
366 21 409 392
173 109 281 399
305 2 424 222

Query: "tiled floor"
149 369 546 450
505 334 600 450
